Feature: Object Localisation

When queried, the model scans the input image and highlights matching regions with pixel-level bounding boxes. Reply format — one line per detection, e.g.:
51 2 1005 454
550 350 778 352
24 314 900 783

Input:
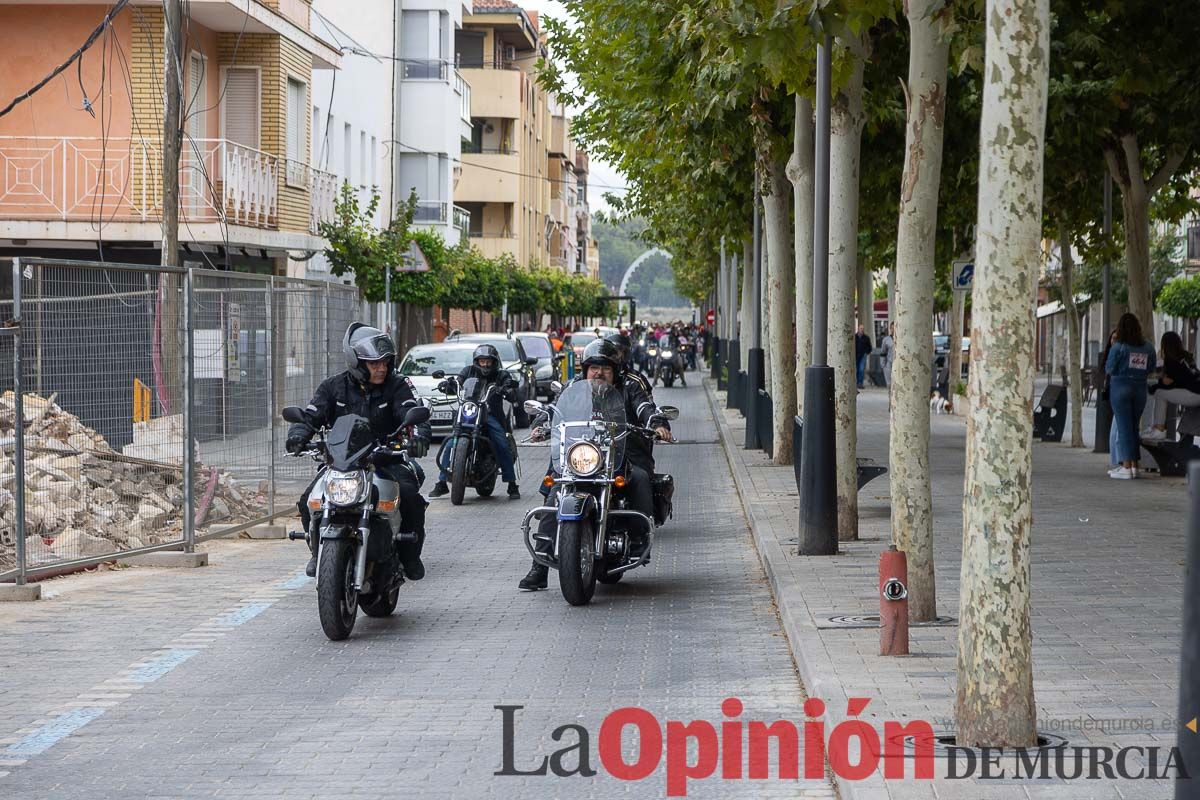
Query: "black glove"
437 378 458 394
286 433 310 455
407 436 430 458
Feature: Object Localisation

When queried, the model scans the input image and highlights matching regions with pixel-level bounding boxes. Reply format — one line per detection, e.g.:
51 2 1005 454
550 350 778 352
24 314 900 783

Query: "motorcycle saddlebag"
651 473 674 526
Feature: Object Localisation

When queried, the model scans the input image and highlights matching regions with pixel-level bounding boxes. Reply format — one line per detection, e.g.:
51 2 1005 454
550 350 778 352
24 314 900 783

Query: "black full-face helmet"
343 323 396 382
472 344 502 378
604 332 633 366
580 340 623 382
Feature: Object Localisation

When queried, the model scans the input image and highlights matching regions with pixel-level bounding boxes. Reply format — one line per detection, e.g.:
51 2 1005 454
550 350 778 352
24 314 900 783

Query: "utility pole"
162 0 182 268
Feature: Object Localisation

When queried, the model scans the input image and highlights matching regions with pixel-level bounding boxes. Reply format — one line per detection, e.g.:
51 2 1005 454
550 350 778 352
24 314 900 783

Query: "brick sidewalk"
705 378 1184 800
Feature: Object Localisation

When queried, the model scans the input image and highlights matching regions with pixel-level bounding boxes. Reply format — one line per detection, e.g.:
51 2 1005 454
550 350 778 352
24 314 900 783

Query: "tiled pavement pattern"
0 380 836 799
706 379 1185 800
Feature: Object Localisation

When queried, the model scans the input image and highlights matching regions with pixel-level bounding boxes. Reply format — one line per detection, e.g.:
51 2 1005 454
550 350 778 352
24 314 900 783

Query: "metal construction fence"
0 258 362 584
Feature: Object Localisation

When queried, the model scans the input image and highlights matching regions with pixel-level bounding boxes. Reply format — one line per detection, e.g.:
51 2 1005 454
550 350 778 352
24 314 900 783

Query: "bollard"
879 546 909 656
1177 462 1200 797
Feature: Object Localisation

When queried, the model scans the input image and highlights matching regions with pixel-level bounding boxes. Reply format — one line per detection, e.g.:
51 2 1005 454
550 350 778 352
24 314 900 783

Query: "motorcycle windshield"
461 376 484 402
550 379 626 475
325 414 377 470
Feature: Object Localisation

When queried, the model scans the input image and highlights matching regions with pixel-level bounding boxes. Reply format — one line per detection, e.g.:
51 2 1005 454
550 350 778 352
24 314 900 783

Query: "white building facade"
396 0 474 245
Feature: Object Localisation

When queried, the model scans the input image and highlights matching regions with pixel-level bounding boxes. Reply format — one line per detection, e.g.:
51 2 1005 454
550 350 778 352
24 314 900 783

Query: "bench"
791 417 888 491
1140 402 1200 477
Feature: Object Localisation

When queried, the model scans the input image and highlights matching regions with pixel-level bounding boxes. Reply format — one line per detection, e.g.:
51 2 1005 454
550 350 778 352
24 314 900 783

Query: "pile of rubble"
0 392 266 572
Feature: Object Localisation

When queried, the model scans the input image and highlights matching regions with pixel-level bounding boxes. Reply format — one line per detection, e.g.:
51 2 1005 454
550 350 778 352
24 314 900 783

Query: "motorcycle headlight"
460 401 479 420
662 350 674 358
566 441 603 477
326 470 367 506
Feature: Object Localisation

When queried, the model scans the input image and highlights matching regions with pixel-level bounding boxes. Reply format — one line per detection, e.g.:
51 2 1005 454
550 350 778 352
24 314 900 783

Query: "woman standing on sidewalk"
1105 313 1157 479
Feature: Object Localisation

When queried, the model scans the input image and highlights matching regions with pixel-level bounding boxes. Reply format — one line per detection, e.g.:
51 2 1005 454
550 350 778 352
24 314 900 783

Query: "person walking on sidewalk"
880 322 895 387
1105 313 1156 479
854 324 873 389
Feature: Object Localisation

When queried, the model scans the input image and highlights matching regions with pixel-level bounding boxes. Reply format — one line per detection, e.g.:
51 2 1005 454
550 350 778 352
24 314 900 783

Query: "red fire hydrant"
879 545 909 656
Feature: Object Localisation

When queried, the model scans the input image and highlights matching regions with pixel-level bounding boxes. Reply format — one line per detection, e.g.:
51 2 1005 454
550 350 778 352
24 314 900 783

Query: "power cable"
385 139 629 193
0 0 131 118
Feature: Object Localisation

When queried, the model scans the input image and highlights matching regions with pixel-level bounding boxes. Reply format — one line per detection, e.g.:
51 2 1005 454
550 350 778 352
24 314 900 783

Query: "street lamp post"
1094 172 1113 454
744 180 765 450
797 35 838 555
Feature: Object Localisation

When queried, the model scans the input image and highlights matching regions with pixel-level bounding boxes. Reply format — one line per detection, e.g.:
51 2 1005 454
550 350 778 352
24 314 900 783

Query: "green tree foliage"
1157 272 1200 321
319 184 422 303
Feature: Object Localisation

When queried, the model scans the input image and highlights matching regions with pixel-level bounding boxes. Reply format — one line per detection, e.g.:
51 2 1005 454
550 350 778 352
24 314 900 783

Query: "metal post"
745 179 765 450
798 36 838 556
12 260 27 586
266 278 276 519
182 270 196 553
323 281 333 376
1094 172 1114 454
713 238 726 383
1178 460 1200 797
726 253 741 411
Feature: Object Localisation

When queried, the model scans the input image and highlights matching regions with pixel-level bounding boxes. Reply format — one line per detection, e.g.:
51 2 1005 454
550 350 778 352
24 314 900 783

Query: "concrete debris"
0 392 264 572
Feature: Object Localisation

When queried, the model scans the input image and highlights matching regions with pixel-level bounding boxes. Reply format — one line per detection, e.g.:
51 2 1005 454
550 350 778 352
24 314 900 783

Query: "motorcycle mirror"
402 405 432 427
658 406 680 421
524 399 545 415
281 406 309 424
431 369 446 379
525 356 538 367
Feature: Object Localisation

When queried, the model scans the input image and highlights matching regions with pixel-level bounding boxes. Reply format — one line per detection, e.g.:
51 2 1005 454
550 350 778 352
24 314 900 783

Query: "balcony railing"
457 59 520 71
413 202 449 224
461 144 518 155
308 166 338 233
402 59 450 80
0 136 286 230
454 68 472 124
453 205 470 234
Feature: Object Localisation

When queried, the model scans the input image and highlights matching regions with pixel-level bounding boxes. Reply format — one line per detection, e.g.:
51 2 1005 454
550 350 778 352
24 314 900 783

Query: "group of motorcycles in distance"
286 323 702 640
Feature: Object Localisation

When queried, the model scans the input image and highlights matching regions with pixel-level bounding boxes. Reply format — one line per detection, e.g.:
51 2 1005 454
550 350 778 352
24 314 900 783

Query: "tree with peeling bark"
889 0 951 622
955 0 1049 748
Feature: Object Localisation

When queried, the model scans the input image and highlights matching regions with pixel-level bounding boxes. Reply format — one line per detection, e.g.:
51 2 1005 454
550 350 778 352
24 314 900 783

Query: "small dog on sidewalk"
930 391 950 414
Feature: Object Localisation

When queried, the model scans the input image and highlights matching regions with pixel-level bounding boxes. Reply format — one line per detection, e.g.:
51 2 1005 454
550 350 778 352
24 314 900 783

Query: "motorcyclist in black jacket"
286 324 432 580
429 343 521 500
518 339 673 591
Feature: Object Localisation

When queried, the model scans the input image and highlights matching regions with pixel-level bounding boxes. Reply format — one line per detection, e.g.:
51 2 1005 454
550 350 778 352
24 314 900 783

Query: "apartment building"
395 0 474 246
0 1 342 274
453 0 549 267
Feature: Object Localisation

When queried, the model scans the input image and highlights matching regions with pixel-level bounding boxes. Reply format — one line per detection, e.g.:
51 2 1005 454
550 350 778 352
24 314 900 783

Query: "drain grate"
888 729 1067 759
817 614 958 629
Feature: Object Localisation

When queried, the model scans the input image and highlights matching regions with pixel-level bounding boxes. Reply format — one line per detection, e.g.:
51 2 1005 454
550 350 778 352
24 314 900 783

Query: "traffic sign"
952 260 974 292
706 309 715 326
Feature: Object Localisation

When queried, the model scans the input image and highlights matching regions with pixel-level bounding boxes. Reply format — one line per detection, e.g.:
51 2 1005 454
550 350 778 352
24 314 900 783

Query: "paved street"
0 381 835 799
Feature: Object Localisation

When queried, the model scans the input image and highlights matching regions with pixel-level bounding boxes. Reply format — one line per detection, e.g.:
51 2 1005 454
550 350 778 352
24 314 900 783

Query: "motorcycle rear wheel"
558 519 597 606
450 439 470 506
318 538 358 641
360 585 400 617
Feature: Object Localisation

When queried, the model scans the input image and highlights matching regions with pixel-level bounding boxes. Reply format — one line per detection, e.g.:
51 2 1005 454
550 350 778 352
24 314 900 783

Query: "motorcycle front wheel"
318 537 358 640
450 439 470 506
558 519 597 606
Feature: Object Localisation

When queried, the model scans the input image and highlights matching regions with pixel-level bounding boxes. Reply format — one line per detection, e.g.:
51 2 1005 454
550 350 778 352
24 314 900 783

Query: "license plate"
432 411 453 421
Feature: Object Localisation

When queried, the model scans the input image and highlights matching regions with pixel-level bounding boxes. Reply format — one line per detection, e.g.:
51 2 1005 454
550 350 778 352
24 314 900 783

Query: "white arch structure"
618 247 672 297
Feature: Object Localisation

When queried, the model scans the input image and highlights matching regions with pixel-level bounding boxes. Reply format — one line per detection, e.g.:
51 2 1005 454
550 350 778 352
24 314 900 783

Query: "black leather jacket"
288 370 432 445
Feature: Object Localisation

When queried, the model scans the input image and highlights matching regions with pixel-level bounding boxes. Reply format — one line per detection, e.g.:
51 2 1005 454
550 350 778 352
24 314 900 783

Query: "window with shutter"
286 78 307 186
222 67 260 150
184 52 208 215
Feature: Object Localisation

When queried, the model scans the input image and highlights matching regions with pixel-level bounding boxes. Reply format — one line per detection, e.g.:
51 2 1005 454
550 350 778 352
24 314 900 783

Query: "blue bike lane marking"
0 572 312 775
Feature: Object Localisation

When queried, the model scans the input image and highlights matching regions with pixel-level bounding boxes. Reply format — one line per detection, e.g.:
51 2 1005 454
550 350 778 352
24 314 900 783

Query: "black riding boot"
519 561 548 591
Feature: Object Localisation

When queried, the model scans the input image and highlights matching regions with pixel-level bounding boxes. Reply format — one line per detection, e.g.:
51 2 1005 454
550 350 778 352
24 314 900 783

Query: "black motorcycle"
433 372 520 506
281 403 431 641
654 341 682 388
521 380 677 606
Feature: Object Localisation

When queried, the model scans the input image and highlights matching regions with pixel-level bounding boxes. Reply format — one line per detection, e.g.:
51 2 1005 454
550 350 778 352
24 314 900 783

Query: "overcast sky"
520 0 628 215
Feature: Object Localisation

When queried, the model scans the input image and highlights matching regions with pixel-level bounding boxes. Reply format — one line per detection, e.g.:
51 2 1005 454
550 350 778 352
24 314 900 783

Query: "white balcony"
0 136 288 230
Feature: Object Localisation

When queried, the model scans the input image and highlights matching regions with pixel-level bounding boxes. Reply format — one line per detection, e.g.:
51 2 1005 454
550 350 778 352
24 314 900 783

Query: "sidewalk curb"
704 378 897 800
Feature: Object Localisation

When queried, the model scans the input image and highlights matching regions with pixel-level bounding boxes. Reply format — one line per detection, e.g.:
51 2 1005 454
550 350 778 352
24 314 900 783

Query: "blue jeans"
1108 406 1119 467
1109 378 1147 464
438 415 516 483
856 356 867 387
